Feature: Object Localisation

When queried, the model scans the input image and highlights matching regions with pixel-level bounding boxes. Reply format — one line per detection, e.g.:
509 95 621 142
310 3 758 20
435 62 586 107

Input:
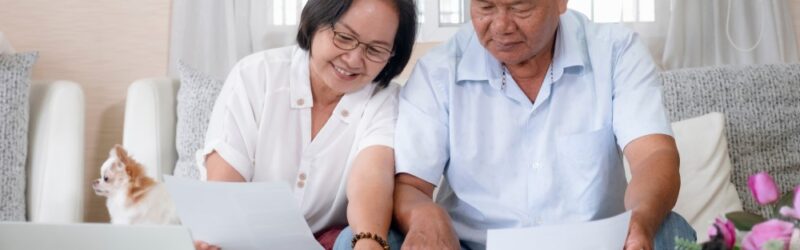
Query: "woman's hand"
194 240 220 250
353 239 386 250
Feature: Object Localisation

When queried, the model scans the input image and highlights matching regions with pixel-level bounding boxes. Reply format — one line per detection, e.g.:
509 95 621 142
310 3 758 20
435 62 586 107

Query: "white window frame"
268 0 669 43
417 0 467 42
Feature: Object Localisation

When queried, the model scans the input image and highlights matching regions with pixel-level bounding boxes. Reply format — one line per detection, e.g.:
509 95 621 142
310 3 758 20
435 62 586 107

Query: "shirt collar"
455 11 588 86
553 10 588 80
289 46 374 124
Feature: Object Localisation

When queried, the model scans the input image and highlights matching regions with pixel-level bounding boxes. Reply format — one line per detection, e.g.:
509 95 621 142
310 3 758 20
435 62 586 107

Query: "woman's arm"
347 145 395 249
204 151 246 182
194 151 245 250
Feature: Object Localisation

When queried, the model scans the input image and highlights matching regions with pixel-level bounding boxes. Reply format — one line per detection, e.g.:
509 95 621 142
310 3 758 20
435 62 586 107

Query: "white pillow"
624 112 743 241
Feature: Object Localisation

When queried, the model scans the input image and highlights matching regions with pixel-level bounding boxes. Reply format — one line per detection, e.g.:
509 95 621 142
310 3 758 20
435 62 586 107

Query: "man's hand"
624 213 655 250
400 203 460 250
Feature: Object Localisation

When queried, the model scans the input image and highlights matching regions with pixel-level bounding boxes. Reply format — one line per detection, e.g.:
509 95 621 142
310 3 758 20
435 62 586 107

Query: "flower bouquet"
676 172 800 250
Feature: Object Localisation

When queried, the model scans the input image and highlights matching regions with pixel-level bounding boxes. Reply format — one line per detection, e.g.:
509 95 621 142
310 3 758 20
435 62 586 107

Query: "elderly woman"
194 0 416 249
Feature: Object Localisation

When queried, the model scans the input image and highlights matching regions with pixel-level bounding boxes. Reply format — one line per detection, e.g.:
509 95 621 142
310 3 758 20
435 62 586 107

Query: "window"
416 0 662 41
268 0 662 42
568 0 655 23
272 0 308 26
438 0 469 26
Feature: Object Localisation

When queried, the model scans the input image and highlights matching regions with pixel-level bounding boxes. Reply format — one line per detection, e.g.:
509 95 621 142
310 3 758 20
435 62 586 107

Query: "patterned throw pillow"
0 52 38 221
173 61 224 179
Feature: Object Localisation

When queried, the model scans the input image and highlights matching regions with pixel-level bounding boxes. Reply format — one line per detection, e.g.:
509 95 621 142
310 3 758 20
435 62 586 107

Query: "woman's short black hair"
296 0 418 88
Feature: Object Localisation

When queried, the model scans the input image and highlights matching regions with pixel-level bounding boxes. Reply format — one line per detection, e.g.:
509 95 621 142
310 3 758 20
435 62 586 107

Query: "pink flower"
780 186 800 220
742 219 794 250
749 172 780 205
708 218 737 249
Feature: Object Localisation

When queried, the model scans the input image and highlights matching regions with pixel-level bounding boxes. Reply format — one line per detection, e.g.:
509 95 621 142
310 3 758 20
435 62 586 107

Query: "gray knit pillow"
660 64 800 216
174 61 224 179
0 52 37 221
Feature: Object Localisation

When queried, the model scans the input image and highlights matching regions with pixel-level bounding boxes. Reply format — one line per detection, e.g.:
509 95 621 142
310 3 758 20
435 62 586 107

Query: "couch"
660 64 800 217
27 80 86 223
122 63 799 240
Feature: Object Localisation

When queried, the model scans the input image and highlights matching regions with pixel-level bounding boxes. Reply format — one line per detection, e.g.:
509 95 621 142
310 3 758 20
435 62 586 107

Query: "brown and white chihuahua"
92 145 179 225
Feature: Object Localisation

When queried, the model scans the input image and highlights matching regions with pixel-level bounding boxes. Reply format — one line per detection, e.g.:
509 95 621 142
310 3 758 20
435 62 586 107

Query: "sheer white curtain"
169 0 299 80
662 0 799 70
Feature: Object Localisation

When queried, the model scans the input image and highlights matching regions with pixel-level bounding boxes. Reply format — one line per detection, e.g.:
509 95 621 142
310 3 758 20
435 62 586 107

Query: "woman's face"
309 0 399 95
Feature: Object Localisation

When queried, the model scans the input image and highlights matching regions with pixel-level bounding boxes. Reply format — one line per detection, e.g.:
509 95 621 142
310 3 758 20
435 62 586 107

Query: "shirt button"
296 99 305 106
341 109 349 117
532 161 542 170
298 172 307 180
297 181 305 188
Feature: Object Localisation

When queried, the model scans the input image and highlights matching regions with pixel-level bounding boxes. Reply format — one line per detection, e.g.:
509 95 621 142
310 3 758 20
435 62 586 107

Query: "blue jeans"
334 212 696 250
653 212 697 250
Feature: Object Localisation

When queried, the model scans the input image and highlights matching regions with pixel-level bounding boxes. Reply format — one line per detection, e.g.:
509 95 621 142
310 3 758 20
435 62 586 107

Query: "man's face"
471 0 567 65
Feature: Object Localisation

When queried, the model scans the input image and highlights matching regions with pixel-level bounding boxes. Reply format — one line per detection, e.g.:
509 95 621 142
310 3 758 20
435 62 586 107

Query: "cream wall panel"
0 0 171 222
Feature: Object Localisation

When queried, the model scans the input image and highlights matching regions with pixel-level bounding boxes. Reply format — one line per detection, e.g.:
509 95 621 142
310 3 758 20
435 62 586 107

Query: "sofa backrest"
660 63 800 216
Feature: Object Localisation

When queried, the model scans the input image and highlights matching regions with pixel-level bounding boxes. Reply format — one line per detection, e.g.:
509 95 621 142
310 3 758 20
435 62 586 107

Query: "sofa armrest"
123 77 179 181
27 80 85 223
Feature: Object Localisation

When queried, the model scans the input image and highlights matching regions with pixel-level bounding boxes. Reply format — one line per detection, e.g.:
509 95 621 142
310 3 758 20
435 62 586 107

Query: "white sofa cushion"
672 112 743 241
0 52 37 221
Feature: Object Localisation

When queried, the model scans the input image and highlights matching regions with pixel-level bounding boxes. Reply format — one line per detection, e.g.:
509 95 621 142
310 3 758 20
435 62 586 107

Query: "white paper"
487 211 632 250
164 175 323 250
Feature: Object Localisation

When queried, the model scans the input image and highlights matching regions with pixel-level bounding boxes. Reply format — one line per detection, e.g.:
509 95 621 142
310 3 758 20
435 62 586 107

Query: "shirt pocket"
555 126 616 169
554 126 619 214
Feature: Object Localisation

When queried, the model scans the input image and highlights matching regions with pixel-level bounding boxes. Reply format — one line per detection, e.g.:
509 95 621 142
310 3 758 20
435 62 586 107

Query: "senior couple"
194 0 696 249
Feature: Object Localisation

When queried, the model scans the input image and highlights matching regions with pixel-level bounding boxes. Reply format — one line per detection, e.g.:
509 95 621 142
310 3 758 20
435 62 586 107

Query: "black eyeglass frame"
330 25 395 63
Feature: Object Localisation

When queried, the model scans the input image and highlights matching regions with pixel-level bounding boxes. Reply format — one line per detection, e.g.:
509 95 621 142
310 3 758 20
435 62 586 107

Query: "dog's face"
92 145 132 197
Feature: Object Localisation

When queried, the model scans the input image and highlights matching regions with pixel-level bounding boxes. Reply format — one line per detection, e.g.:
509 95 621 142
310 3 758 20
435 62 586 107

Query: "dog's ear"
113 144 131 163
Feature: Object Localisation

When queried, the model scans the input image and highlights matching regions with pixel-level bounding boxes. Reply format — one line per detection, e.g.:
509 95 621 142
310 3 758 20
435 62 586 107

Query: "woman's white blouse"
197 45 399 232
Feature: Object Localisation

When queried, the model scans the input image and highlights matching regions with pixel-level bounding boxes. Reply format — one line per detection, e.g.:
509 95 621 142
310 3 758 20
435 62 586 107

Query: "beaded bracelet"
351 232 390 250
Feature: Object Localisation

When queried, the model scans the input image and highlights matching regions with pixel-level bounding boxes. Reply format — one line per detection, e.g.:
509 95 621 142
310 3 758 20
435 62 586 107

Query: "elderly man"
393 0 696 249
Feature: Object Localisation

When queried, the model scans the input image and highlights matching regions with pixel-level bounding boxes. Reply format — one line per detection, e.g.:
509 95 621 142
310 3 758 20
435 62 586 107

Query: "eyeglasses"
330 26 394 63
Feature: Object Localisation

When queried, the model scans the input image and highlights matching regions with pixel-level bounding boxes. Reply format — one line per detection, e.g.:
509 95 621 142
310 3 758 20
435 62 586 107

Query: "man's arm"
394 173 460 250
622 134 680 250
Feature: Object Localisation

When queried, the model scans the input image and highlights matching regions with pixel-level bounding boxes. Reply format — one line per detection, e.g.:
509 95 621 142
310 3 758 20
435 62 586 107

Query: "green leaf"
674 236 701 250
725 211 767 231
774 191 795 217
762 240 785 250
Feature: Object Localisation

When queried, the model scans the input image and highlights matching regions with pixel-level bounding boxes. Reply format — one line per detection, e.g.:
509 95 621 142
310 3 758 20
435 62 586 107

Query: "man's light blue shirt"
395 10 673 249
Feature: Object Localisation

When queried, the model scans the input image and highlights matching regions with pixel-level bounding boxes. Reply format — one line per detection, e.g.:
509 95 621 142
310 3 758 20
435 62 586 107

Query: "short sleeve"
394 58 451 186
611 32 673 150
195 62 259 181
356 84 400 152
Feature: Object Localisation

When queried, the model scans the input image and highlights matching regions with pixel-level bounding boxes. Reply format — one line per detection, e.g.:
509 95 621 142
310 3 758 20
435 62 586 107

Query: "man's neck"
505 32 558 81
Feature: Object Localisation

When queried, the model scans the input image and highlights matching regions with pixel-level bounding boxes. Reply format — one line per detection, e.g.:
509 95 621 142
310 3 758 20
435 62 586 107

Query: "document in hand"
487 210 632 250
164 175 323 250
